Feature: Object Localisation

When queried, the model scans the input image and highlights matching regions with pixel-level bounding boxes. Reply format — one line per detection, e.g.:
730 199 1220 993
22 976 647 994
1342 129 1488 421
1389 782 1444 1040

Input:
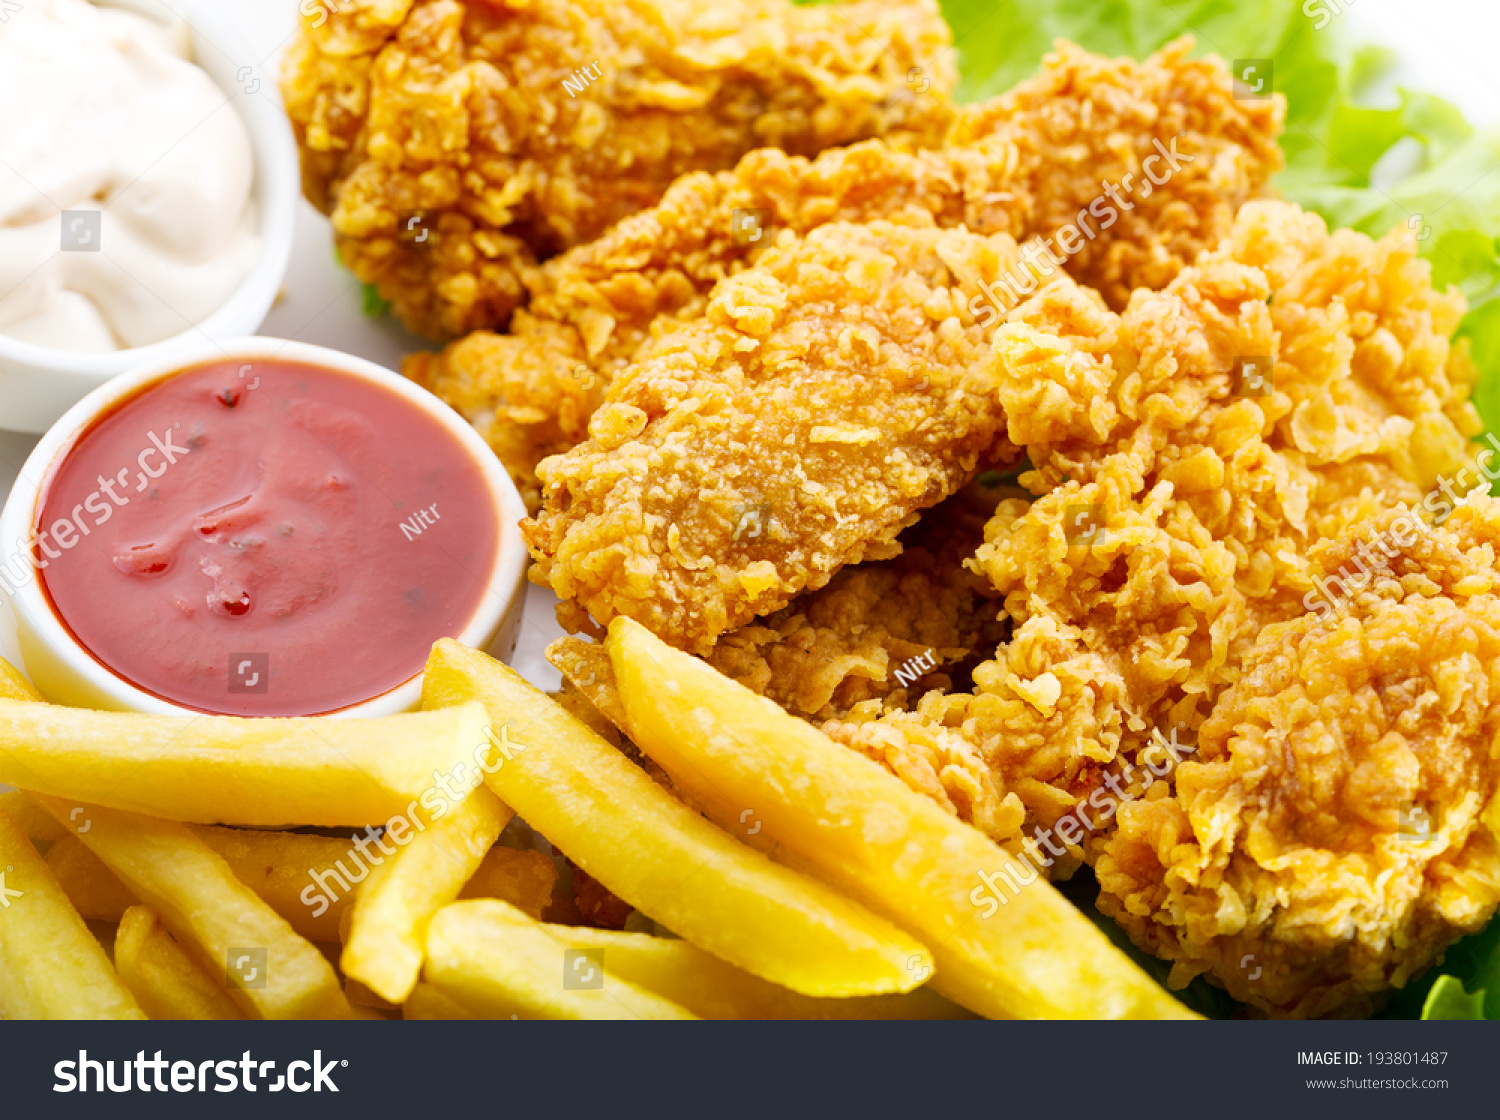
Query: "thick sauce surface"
37 360 501 715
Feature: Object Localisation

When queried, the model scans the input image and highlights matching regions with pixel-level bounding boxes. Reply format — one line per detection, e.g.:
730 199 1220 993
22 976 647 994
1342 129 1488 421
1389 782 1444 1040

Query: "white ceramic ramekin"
0 338 529 717
0 0 299 434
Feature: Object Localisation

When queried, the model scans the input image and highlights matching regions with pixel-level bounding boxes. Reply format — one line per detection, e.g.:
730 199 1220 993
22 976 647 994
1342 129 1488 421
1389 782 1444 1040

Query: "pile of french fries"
0 627 1194 1020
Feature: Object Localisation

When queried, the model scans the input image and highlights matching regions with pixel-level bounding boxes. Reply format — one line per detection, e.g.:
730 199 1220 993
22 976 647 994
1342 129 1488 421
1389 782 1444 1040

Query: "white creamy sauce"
0 0 260 352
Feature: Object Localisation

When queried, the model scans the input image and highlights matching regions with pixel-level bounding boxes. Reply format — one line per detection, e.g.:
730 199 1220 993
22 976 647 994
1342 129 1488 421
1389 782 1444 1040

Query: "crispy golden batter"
522 219 1029 654
946 37 1286 309
406 316 597 510
409 37 1283 506
1095 501 1500 1018
281 0 957 338
826 201 1480 864
703 480 1009 721
542 480 1023 845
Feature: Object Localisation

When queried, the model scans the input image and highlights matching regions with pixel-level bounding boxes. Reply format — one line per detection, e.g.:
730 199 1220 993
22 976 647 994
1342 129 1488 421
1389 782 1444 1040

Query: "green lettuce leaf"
1382 915 1500 1020
361 282 393 320
1421 977 1487 1020
943 0 1307 105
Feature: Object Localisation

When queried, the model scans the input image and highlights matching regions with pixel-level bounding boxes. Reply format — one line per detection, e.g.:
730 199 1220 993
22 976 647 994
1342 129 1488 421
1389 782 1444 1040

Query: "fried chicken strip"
522 218 1030 654
281 0 957 339
408 37 1284 507
825 201 1480 865
703 479 1009 722
1096 500 1500 1018
543 478 1026 847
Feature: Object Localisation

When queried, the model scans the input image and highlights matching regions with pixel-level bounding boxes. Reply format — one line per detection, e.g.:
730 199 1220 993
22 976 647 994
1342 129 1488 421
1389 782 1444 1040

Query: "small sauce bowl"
0 0 299 434
0 338 528 717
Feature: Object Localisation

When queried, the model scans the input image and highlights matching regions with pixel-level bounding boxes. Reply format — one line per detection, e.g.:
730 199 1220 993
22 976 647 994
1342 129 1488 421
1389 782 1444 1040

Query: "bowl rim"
0 0 299 380
0 336 530 718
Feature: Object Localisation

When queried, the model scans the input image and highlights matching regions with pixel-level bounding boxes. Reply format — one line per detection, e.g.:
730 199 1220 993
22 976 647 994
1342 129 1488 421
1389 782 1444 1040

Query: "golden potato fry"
46 826 365 943
458 846 558 919
347 1000 398 1020
424 899 697 1020
0 658 41 702
0 671 56 848
0 789 66 850
606 617 1196 1021
0 699 491 827
191 826 363 943
47 835 138 920
345 978 400 1012
114 905 245 1020
403 982 477 1020
544 926 972 1020
0 807 143 1019
422 639 931 997
547 637 629 733
37 798 350 1020
343 785 513 1003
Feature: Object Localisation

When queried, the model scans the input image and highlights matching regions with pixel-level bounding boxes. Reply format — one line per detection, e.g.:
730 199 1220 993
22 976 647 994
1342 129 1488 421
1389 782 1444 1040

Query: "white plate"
0 0 1494 694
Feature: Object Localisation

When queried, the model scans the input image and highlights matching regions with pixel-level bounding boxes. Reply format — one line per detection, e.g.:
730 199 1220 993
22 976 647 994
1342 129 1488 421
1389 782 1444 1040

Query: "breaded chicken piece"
281 0 957 339
522 219 1030 654
1095 501 1500 1018
825 201 1480 864
703 479 1010 721
543 478 1026 847
408 38 1283 506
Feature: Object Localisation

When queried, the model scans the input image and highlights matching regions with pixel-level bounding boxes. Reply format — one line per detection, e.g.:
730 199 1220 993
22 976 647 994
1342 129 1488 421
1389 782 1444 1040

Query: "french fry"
544 926 973 1020
458 846 558 919
424 899 698 1020
0 789 66 850
345 978 400 1012
403 982 477 1020
348 1000 398 1020
0 657 42 702
343 785 513 1003
606 616 1197 1021
46 826 363 943
0 670 58 848
191 826 363 943
0 807 144 1019
0 699 491 827
47 835 138 920
422 639 932 997
547 636 629 733
37 797 350 1020
114 905 245 1020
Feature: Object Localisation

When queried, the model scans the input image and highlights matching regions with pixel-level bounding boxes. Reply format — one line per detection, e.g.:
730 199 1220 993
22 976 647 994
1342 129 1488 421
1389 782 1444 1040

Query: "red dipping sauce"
35 359 502 716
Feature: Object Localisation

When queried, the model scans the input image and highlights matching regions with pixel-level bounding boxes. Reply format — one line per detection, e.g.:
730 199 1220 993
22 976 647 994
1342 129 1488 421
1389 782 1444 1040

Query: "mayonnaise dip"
0 0 260 352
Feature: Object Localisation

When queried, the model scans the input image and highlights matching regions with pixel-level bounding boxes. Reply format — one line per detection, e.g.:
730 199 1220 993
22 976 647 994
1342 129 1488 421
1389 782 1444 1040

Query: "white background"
0 0 1496 690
